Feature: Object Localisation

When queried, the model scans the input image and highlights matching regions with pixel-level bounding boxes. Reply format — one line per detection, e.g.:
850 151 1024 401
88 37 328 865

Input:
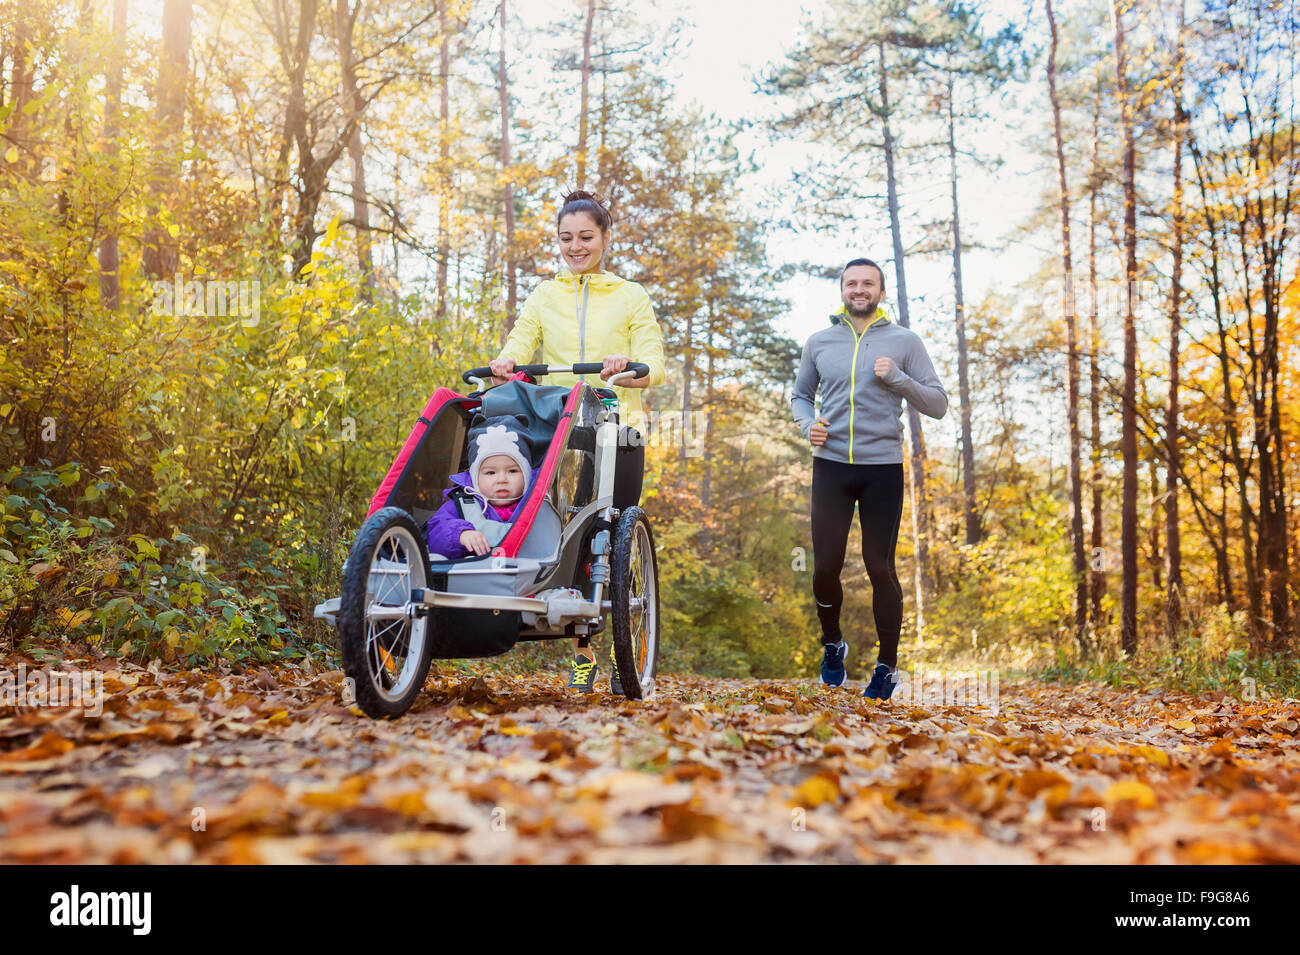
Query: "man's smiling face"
841 264 884 317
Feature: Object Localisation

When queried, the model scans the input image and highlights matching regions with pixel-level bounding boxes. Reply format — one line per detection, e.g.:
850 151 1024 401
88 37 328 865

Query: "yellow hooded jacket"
498 268 667 427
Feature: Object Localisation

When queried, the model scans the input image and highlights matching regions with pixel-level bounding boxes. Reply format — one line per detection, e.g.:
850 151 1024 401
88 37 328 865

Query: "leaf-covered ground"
2 653 1298 863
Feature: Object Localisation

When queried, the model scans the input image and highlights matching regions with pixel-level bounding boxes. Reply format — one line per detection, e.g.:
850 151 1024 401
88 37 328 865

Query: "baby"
425 420 540 559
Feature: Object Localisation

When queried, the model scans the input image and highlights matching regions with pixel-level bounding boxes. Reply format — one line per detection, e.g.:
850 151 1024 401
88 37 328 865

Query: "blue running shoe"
862 663 898 700
609 644 624 696
820 640 848 687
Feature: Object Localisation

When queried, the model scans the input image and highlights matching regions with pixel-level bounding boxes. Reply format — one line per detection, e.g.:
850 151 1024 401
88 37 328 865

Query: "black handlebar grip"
462 363 551 384
463 361 649 384
571 361 649 379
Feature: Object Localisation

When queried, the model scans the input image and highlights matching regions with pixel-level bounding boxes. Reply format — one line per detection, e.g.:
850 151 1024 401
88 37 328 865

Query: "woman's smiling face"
558 211 608 274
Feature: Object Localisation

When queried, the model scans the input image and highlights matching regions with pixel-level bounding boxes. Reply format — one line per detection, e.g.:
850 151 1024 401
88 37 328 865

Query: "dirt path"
2 655 1298 863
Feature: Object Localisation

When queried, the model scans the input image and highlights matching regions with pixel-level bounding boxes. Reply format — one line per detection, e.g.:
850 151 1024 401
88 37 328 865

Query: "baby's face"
477 455 525 503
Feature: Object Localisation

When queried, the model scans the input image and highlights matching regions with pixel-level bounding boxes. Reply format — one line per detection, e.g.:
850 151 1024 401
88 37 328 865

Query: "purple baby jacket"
424 468 541 558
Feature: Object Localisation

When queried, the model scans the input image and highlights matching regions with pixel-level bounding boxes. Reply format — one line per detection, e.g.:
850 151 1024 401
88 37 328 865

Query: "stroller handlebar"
462 362 650 385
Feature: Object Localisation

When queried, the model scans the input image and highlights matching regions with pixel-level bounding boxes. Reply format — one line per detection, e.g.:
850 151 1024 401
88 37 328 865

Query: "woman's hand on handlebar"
488 357 516 383
600 355 648 387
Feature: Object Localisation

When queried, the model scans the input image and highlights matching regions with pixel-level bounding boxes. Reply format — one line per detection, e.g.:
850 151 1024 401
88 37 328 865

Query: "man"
790 258 948 699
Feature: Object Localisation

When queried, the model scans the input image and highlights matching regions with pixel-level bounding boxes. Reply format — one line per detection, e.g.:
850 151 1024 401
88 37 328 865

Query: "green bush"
1 462 312 665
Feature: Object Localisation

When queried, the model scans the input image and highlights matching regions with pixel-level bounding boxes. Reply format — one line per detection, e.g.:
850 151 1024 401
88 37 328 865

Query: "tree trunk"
681 312 693 460
877 41 931 629
498 0 517 334
97 0 128 312
142 0 193 280
7 14 33 157
1164 0 1185 646
58 3 96 228
269 0 360 278
576 0 596 188
1256 274 1291 648
1085 95 1107 631
681 179 698 460
597 37 610 189
1216 457 1235 609
700 299 716 551
1112 0 1139 657
336 0 373 300
1244 109 1293 646
285 0 345 278
1148 452 1162 590
436 2 450 318
946 68 978 546
1088 94 1105 631
1046 0 1087 652
1188 129 1264 638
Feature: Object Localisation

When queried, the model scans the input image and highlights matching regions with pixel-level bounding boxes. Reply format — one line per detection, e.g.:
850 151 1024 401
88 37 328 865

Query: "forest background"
3 0 1299 696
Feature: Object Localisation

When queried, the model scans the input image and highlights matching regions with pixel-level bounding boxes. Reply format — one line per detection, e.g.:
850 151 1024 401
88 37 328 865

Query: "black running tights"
810 458 905 667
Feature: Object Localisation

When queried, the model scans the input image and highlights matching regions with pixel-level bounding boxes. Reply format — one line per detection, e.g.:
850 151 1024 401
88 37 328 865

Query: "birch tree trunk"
436 2 450 319
498 0 517 333
1111 0 1140 657
1088 94 1105 631
97 0 128 312
946 67 979 547
877 41 931 630
1164 0 1185 646
336 0 373 300
576 0 596 189
1046 0 1087 652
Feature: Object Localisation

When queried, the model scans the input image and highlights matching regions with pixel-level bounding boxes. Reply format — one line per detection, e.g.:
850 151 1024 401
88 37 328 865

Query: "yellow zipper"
846 313 887 464
848 321 864 464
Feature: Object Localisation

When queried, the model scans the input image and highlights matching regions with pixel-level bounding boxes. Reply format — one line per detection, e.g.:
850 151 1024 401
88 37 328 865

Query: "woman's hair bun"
562 189 604 205
557 188 612 232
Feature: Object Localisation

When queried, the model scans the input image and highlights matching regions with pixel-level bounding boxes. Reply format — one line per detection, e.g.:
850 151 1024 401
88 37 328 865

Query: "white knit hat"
469 424 531 500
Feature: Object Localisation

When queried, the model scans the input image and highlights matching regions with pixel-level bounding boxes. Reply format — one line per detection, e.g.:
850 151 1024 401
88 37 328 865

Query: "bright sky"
650 0 1060 457
661 0 1046 348
511 0 1051 368
508 0 1061 453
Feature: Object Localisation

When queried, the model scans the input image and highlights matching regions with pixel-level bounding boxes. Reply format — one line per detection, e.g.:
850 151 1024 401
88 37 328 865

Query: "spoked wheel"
339 507 435 718
610 506 659 700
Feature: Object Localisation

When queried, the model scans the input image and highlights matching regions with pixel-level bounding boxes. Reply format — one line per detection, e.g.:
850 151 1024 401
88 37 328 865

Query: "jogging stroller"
314 362 661 718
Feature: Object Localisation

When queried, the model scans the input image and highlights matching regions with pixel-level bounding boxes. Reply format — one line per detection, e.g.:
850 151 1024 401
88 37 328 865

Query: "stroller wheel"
609 506 660 700
339 507 435 718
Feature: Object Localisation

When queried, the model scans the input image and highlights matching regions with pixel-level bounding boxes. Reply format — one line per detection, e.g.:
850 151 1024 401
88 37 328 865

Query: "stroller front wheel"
609 506 660 700
339 507 435 718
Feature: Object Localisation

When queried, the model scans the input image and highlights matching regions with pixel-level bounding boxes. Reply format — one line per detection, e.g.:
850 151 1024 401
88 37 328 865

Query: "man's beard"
845 298 877 318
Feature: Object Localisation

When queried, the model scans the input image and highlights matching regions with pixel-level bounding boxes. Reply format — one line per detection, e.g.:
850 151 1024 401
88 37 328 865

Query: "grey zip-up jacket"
791 307 948 465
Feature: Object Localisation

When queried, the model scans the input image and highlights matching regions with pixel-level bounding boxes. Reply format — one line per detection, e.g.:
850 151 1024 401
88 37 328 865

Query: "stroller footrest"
412 588 548 614
411 588 601 624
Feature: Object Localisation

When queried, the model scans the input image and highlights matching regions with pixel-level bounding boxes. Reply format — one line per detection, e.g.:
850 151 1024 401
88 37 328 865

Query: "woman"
489 190 666 694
